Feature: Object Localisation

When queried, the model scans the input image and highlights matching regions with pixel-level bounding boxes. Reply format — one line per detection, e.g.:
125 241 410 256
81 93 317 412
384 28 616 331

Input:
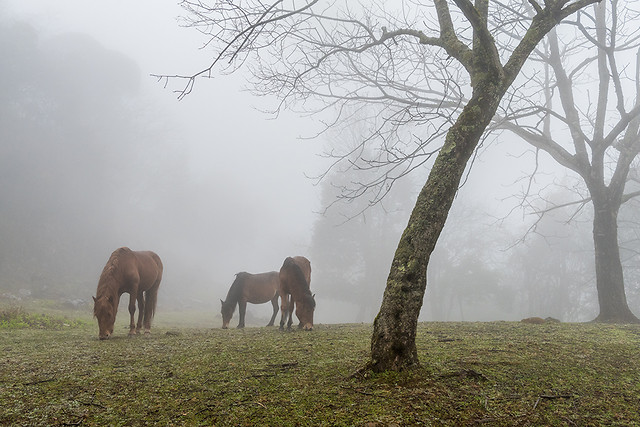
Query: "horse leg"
135 290 145 334
279 294 289 331
237 300 247 328
267 295 279 327
287 299 294 330
128 293 137 336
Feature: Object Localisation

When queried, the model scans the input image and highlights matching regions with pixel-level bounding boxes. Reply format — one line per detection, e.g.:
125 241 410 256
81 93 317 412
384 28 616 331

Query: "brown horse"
291 255 311 327
279 256 315 331
221 271 280 329
292 255 311 287
93 247 163 340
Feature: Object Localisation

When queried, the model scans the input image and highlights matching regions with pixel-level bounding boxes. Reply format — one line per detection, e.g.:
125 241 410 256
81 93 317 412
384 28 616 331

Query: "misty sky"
3 6 326 248
1 1 336 317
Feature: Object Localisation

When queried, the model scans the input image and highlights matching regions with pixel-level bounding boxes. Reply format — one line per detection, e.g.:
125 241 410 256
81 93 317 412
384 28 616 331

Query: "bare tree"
426 201 513 321
618 189 640 310
495 0 640 323
308 148 413 322
165 0 599 371
507 188 598 321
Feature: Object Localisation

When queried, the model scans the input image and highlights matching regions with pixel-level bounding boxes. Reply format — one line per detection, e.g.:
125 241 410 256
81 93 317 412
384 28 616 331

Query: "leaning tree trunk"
364 0 504 372
366 87 501 372
363 0 600 373
591 194 640 323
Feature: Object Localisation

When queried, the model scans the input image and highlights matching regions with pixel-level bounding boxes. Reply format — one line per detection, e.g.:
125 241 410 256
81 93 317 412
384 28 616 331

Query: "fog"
1 1 326 320
2 1 637 326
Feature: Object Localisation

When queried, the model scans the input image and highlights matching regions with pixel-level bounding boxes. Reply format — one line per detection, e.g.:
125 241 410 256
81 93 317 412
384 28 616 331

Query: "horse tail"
148 252 163 319
147 284 159 319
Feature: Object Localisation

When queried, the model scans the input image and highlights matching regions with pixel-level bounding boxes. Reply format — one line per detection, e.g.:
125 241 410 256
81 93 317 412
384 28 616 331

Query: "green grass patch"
0 306 87 330
0 319 639 425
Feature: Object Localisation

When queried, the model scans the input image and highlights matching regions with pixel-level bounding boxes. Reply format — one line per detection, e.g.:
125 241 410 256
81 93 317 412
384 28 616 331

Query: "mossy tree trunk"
368 89 500 371
366 0 601 373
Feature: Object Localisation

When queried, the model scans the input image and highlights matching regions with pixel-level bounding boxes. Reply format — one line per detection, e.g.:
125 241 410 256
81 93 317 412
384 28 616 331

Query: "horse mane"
283 257 311 295
224 272 248 307
96 247 130 298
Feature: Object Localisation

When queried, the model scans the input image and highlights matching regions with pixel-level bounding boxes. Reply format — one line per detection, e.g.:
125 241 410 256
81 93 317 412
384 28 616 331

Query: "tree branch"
494 114 580 172
453 0 504 78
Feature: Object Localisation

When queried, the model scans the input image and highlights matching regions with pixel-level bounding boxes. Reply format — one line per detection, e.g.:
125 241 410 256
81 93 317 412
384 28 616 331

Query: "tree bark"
367 86 500 372
591 193 640 323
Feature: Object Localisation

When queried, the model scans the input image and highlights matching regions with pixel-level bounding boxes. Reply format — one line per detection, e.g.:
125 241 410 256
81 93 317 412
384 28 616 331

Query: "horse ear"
92 296 97 303
220 299 224 306
312 294 316 299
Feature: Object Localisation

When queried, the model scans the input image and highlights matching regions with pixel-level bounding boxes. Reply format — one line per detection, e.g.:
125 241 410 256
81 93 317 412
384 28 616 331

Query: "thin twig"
533 394 573 409
339 385 386 397
24 378 55 386
234 401 268 409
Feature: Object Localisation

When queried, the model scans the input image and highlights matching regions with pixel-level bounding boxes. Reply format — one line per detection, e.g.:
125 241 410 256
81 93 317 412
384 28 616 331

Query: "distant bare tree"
308 147 413 322
426 202 512 321
165 0 599 371
506 188 598 321
495 0 640 323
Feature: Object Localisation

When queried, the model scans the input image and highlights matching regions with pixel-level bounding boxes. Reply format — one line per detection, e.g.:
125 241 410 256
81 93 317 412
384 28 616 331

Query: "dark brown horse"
93 247 163 340
279 256 315 331
292 255 311 288
221 271 280 329
291 255 311 327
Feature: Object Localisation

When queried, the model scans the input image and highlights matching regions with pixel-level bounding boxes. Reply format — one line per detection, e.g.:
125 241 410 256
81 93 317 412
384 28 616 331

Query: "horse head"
296 293 316 331
93 295 116 340
220 299 234 329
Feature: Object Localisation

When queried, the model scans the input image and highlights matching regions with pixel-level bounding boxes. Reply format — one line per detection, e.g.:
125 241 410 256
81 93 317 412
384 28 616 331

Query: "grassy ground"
1 305 639 426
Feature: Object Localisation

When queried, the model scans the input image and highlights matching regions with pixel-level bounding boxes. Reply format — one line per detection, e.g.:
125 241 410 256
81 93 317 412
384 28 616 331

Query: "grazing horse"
221 271 280 329
291 255 311 327
292 255 311 288
93 247 163 340
279 256 315 331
